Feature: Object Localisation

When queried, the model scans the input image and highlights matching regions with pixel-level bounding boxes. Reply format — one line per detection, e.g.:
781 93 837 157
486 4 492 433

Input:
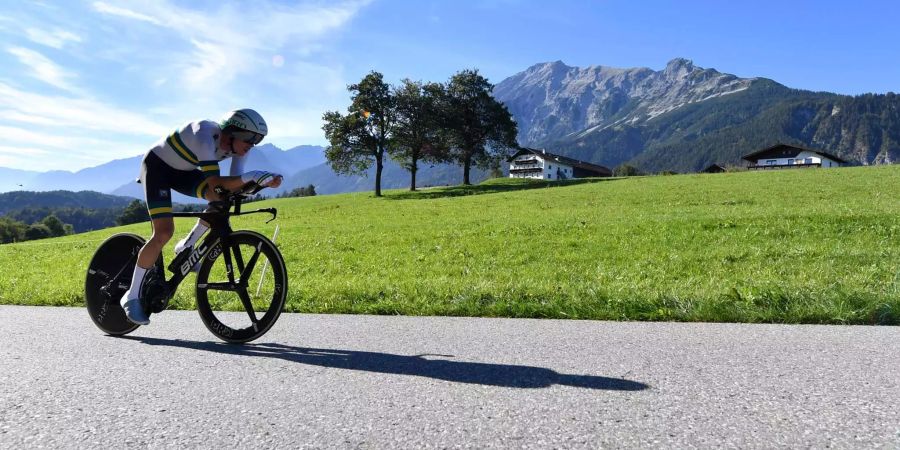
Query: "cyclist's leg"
172 170 214 257
120 153 176 324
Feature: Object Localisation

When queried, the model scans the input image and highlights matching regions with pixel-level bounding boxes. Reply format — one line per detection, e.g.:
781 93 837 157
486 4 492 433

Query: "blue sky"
2 0 898 171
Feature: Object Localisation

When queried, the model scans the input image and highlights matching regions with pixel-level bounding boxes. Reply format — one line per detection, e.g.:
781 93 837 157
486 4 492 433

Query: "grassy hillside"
1 165 898 324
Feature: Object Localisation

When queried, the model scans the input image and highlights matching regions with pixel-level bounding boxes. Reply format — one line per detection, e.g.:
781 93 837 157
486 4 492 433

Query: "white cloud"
25 28 83 49
0 1 371 171
91 2 162 25
7 46 79 93
0 82 168 136
0 126 130 162
91 0 372 92
183 38 231 90
0 82 167 170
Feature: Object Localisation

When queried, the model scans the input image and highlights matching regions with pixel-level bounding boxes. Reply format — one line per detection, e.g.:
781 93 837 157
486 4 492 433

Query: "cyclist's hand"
241 170 282 188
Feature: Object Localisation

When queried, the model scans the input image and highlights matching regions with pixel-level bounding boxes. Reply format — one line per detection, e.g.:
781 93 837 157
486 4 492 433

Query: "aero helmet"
220 108 267 144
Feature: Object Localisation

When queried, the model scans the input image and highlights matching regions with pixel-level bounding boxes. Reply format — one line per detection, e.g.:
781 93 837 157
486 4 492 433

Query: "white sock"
181 222 209 249
126 265 148 300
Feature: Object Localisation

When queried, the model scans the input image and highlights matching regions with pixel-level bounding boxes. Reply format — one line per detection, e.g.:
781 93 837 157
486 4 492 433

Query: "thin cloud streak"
25 28 83 49
91 2 162 25
7 46 79 93
0 82 168 136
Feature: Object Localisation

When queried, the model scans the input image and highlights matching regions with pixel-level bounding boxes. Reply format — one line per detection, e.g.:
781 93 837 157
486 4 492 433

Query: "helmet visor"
231 130 264 145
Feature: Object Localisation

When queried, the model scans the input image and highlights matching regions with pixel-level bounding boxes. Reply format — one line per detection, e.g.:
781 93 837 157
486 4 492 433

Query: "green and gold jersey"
148 120 234 178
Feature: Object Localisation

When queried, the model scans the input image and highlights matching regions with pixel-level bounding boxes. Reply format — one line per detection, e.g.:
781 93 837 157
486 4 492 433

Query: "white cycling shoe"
174 238 201 273
120 290 150 325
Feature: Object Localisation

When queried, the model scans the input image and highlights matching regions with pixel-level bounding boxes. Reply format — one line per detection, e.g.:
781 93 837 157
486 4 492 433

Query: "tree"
322 71 396 197
40 214 70 237
443 69 519 185
391 79 450 191
116 200 150 226
25 223 52 241
0 217 26 243
613 164 642 177
277 184 317 198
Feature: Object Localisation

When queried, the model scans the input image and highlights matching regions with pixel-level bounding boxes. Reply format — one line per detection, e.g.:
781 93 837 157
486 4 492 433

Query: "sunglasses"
231 130 264 145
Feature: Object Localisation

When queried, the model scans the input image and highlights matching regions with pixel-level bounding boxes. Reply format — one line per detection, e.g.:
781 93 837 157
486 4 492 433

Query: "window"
549 165 552 170
766 160 777 165
547 173 552 179
805 158 813 164
788 159 794 165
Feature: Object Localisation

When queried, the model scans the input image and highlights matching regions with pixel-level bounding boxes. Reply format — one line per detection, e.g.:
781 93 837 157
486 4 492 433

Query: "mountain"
0 167 40 192
2 144 327 203
494 58 900 172
109 144 327 202
495 58 757 145
21 156 144 193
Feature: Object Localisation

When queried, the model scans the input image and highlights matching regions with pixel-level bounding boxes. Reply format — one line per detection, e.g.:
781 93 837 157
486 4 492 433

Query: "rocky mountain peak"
494 58 756 145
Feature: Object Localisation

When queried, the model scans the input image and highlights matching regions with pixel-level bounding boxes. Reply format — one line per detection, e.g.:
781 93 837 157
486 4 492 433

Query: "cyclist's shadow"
125 336 648 391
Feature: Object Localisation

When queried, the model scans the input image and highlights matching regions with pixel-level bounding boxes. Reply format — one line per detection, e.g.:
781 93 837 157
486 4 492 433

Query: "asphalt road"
0 306 898 448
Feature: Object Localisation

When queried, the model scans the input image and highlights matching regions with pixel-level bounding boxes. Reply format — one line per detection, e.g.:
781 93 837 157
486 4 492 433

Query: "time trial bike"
84 182 287 343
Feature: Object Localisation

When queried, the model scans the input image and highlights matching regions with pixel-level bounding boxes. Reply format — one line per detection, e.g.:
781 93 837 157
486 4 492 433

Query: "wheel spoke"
240 243 264 282
197 282 237 291
232 244 246 279
236 287 259 323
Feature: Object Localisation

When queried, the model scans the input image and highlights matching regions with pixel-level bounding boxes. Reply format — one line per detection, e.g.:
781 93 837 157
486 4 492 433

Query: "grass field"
1 165 898 324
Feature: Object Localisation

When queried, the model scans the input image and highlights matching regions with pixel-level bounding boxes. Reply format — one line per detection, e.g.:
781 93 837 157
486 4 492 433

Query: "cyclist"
121 108 283 325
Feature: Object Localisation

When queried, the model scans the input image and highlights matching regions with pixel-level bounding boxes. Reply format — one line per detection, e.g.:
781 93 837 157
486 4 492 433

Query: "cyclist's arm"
206 171 282 193
205 175 248 193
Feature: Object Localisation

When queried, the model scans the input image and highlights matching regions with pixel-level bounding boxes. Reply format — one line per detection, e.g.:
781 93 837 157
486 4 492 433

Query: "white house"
743 144 847 170
508 148 611 180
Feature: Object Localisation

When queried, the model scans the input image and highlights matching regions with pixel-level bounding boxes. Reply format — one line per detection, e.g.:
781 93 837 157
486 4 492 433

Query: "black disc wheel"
195 230 288 343
85 233 155 335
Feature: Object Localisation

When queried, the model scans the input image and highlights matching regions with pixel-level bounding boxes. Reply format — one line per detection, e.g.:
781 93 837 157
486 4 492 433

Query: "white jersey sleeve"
230 153 247 176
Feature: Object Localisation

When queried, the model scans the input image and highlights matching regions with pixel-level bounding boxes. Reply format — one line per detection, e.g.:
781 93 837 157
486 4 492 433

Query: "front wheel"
195 230 288 343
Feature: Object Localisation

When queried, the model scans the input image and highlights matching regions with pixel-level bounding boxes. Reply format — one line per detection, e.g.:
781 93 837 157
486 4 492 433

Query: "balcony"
748 163 822 170
510 167 543 174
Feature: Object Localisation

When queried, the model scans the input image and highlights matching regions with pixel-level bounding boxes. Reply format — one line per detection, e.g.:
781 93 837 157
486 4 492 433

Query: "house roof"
701 164 726 173
741 144 848 163
508 148 612 175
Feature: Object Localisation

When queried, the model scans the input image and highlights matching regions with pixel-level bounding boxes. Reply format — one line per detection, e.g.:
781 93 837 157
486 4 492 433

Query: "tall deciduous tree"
322 71 395 197
391 80 450 191
444 69 519 185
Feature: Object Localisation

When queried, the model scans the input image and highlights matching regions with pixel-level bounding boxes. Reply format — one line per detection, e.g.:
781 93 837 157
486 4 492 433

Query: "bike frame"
153 190 277 306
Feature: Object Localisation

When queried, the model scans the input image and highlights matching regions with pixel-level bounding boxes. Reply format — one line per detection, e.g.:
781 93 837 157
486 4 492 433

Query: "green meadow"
1 165 898 324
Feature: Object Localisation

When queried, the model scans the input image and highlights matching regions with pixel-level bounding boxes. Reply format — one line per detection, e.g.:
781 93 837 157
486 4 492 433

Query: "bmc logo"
180 242 209 276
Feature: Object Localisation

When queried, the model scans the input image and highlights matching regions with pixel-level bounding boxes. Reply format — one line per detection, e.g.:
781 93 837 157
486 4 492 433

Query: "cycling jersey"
149 120 231 174
140 120 246 219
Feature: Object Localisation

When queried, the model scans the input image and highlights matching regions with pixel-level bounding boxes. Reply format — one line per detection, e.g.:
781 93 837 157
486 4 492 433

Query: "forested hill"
0 190 135 215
